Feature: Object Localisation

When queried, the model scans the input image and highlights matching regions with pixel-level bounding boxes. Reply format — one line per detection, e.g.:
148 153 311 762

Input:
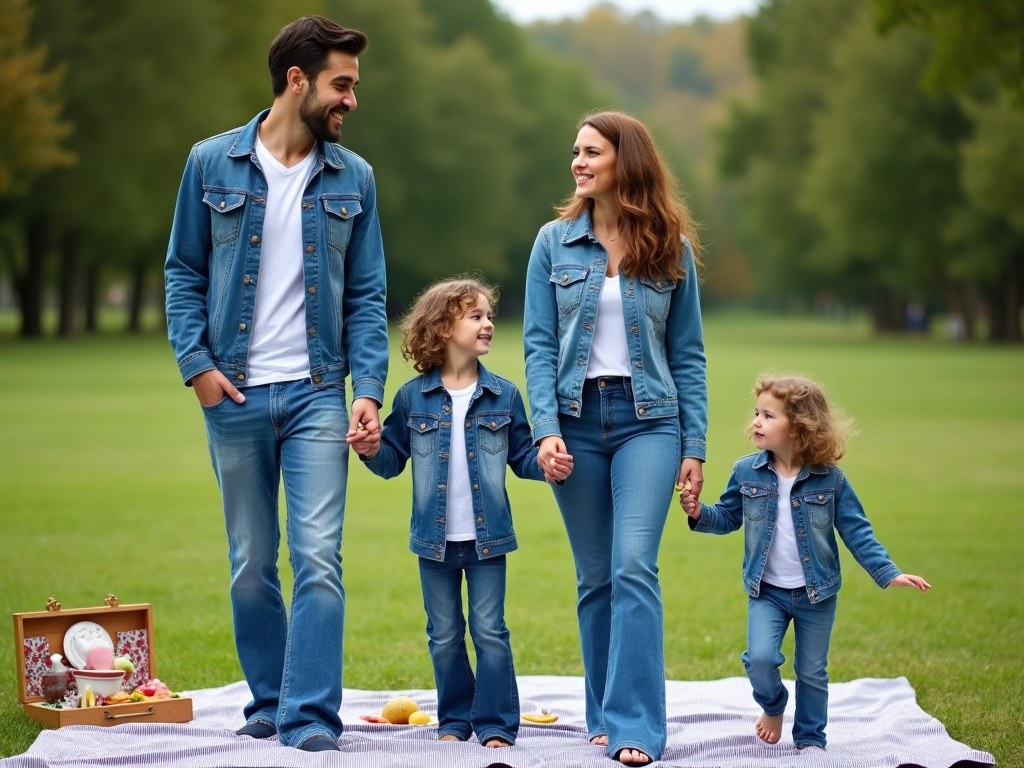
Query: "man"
165 16 386 752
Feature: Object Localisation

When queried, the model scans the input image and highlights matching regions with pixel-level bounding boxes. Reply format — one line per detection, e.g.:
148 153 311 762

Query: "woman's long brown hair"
556 111 701 281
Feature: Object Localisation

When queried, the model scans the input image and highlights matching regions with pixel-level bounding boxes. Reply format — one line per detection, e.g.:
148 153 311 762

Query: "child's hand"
678 489 701 520
888 574 931 592
348 421 381 458
544 451 574 483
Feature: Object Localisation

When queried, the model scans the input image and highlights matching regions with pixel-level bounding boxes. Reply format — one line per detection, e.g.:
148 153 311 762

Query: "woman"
523 112 707 764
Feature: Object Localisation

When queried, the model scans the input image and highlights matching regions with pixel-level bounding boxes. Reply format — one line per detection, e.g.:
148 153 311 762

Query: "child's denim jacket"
690 451 902 603
361 362 545 561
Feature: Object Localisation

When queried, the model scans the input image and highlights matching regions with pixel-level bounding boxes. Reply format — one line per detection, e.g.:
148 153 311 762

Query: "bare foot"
755 712 784 744
590 734 608 746
483 737 512 748
615 748 652 764
438 734 462 742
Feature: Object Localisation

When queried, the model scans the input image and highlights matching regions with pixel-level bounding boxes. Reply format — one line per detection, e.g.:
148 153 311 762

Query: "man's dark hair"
268 16 367 96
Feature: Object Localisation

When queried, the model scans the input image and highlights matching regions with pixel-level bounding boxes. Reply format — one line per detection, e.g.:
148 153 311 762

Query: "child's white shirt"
444 381 477 541
760 473 806 588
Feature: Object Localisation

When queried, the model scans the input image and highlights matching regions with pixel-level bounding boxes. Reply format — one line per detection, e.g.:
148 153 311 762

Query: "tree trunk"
84 262 100 332
20 216 49 338
870 284 902 332
989 248 1023 343
58 230 79 338
127 260 146 333
945 281 975 341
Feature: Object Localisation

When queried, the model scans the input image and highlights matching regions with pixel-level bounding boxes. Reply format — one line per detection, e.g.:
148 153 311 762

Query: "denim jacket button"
599 380 606 388
313 374 322 383
638 407 646 415
468 451 475 459
569 402 578 410
562 274 568 282
466 421 472 428
476 516 483 523
750 488 757 495
435 553 442 559
803 557 810 562
482 548 490 555
341 207 348 215
219 200 226 208
437 484 446 490
631 326 638 333
243 275 251 284
250 235 259 244
235 373 245 380
490 421 496 427
792 500 799 507
636 362 642 370
308 286 316 294
420 422 426 429
308 328 316 335
239 323 246 331
305 245 315 253
818 495 824 501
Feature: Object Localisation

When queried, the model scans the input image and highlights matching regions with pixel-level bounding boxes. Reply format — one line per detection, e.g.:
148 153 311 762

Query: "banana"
522 711 558 724
82 687 96 708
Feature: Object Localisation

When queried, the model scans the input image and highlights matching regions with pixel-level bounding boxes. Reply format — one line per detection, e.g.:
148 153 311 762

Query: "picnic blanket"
1 675 994 768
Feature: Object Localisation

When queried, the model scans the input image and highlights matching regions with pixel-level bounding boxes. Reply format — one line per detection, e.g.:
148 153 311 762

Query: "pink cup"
85 645 114 670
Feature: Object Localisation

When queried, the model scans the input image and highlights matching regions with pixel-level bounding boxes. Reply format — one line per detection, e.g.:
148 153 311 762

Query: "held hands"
347 398 381 458
538 435 574 484
676 457 704 520
191 369 246 407
888 574 931 592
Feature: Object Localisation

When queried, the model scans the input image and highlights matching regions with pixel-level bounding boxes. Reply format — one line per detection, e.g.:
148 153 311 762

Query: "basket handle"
103 706 154 720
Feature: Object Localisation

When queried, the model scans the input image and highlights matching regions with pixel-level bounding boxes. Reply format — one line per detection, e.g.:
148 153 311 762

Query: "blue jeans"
552 377 680 759
418 542 519 744
743 582 837 748
202 379 349 747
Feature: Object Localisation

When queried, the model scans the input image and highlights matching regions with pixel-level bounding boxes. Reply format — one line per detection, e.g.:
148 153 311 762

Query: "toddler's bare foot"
615 748 652 764
590 734 608 746
438 734 462 742
755 712 784 744
483 737 512 748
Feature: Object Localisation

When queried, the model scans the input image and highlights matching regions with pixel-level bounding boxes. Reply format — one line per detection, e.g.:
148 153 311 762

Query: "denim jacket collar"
561 208 597 245
751 450 828 481
419 362 504 397
226 109 346 171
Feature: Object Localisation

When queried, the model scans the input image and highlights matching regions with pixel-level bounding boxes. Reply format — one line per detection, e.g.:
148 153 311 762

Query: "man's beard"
299 82 342 144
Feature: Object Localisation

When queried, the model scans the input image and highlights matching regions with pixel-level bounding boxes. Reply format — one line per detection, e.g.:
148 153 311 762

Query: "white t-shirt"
246 136 316 386
761 473 806 589
445 382 478 541
586 275 632 379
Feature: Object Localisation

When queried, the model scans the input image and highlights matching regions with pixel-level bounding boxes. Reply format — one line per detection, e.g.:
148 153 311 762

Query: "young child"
680 375 929 751
353 277 572 748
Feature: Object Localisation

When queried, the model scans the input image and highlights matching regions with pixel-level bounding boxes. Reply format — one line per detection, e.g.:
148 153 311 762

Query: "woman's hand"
538 435 573 483
888 574 931 592
676 457 704 504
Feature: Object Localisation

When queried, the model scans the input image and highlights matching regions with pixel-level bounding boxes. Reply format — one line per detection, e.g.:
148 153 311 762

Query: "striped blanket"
1 676 994 767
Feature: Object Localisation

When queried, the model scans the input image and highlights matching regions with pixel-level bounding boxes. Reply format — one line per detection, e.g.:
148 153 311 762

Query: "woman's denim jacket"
523 211 708 459
361 363 546 561
165 110 389 403
690 451 902 603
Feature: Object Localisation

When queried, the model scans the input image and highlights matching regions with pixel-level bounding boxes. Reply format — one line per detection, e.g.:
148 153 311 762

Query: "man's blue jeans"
743 582 837 748
418 542 519 745
552 377 680 760
202 378 349 748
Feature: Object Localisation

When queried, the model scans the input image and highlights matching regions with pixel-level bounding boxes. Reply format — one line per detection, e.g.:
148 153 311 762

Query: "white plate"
63 621 115 670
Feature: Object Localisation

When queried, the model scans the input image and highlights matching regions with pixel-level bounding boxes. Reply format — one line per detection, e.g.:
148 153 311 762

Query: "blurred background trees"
0 0 1020 340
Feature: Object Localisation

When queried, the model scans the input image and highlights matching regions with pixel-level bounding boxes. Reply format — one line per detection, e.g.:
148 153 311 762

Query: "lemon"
381 696 419 724
408 710 432 725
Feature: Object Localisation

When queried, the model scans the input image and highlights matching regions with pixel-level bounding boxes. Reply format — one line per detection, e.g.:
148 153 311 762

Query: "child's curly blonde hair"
399 276 497 374
748 375 854 466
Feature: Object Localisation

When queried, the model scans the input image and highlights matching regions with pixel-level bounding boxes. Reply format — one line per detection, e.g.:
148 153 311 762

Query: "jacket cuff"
351 377 385 406
178 352 216 386
690 505 715 532
682 436 707 461
874 563 902 589
532 418 562 444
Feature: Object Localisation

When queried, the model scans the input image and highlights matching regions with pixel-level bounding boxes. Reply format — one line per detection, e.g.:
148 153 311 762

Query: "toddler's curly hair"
749 375 854 466
400 276 497 374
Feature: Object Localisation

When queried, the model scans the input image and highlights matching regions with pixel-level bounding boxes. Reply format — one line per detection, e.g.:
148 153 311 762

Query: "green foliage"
0 316 1022 763
0 0 75 200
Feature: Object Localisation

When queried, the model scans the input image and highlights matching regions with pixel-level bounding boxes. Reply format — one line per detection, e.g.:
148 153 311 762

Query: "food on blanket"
105 690 132 705
522 711 558 724
113 656 136 674
408 711 432 725
359 714 390 724
381 696 419 724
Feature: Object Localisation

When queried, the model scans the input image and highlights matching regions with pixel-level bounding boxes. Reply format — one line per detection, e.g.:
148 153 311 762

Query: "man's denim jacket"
165 110 388 403
523 210 707 459
690 450 902 603
361 363 546 561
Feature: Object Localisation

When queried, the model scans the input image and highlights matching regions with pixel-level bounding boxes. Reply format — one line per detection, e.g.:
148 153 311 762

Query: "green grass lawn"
1 313 1021 763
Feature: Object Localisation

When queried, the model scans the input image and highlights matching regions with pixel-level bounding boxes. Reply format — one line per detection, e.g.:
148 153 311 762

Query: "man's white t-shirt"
246 136 317 386
445 382 478 541
761 473 806 588
586 275 632 379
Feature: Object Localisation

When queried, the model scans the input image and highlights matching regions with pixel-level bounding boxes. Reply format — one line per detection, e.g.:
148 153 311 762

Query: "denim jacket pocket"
740 483 769 521
804 491 835 529
639 277 676 323
477 412 511 455
409 414 440 457
550 265 590 316
202 188 247 244
323 195 363 254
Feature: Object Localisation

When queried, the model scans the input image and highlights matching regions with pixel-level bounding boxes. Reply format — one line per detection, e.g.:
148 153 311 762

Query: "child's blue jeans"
743 581 837 748
418 542 519 744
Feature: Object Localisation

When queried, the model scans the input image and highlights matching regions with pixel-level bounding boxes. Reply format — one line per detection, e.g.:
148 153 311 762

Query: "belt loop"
623 376 633 400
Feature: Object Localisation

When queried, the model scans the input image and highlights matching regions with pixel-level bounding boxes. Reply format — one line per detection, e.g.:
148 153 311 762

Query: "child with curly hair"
680 375 929 751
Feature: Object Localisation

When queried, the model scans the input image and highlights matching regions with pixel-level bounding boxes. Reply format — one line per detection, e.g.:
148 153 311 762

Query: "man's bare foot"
615 747 652 764
590 734 608 746
438 734 462 742
755 712 784 744
483 737 512 748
